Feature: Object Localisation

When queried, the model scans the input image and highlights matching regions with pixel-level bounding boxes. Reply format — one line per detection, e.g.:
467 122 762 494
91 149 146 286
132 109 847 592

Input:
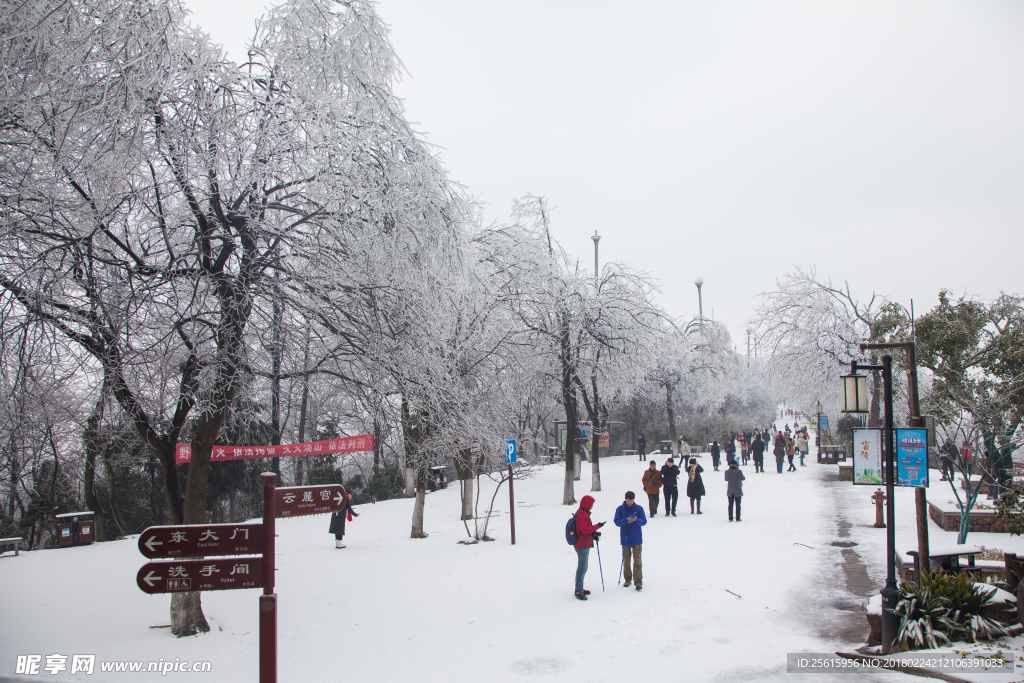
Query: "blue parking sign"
506 439 517 464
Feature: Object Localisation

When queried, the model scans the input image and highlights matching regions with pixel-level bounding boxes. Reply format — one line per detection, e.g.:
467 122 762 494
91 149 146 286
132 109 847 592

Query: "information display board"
853 429 883 485
896 428 929 487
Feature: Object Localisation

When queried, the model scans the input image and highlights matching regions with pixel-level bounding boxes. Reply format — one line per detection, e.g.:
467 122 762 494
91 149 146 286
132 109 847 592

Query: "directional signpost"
275 484 346 518
506 440 517 545
137 556 263 593
139 523 262 559
136 470 347 683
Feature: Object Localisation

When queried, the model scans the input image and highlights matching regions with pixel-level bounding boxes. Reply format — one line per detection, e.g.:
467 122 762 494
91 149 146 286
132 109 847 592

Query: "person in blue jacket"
614 491 647 590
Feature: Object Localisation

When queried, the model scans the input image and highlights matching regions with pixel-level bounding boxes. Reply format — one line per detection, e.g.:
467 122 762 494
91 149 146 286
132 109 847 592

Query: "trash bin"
55 512 96 547
659 440 672 454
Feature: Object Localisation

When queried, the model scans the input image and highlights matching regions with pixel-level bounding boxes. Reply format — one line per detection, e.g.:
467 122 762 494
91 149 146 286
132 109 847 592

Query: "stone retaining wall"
927 502 1011 533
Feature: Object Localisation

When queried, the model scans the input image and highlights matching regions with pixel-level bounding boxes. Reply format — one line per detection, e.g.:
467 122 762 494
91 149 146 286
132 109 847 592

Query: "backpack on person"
565 513 578 545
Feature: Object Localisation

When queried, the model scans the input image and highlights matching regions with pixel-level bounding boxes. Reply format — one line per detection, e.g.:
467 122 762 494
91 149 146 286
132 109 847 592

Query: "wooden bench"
907 544 982 584
622 450 638 457
0 537 24 557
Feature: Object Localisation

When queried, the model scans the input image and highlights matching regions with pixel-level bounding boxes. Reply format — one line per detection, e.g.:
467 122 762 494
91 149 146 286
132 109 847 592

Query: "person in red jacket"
573 495 605 601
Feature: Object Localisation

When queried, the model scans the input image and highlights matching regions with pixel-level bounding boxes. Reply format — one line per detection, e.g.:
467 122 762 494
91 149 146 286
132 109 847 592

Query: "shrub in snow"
891 572 1011 651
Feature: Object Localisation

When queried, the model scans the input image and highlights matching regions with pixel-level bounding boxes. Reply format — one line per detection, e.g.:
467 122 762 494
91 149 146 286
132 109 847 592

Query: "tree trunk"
295 328 311 486
560 316 577 505
170 592 208 638
869 365 881 429
172 288 249 637
270 284 283 480
82 396 107 543
666 385 679 457
456 448 474 520
410 466 427 538
631 401 639 454
102 454 129 537
373 418 382 476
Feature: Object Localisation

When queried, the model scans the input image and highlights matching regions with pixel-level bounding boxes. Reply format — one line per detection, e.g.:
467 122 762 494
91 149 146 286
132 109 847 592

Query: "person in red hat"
572 495 605 600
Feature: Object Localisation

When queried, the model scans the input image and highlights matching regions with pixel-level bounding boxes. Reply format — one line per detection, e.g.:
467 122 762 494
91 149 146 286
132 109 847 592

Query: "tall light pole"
694 277 703 320
591 230 600 290
746 328 751 368
842 356 897 654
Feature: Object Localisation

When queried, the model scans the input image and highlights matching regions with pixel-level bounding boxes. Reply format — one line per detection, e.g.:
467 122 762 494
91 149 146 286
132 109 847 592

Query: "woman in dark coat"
328 493 359 548
773 435 786 474
710 440 721 471
686 457 706 514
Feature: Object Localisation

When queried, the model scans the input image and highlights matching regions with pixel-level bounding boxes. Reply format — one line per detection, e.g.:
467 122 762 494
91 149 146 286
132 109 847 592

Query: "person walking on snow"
686 457 706 514
614 491 647 590
329 493 359 548
724 461 745 521
660 458 681 516
710 440 721 471
637 434 647 461
750 433 765 473
642 460 663 516
680 439 692 459
786 436 797 472
773 435 786 474
572 495 606 600
940 440 957 481
796 431 808 466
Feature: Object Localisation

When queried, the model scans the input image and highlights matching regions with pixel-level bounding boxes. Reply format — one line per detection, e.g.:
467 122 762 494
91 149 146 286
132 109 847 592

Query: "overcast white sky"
182 0 1024 349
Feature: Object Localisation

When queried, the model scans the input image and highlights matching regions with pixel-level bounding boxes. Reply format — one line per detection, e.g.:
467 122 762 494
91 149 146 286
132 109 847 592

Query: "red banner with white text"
175 434 374 464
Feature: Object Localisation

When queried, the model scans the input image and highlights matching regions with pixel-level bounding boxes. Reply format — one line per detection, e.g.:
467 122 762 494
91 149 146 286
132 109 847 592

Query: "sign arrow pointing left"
143 537 162 553
142 570 160 588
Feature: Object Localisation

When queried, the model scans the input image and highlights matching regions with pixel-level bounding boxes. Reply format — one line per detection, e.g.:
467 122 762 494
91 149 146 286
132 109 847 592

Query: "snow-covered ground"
4 425 1024 682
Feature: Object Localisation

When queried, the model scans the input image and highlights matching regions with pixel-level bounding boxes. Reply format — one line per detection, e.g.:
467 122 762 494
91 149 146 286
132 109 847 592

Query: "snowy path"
1 441 930 682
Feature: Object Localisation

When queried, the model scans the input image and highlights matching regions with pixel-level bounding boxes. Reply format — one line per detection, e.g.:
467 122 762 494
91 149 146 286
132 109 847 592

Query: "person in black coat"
660 458 681 516
328 493 359 548
638 434 647 461
710 440 721 471
685 458 705 514
750 434 766 473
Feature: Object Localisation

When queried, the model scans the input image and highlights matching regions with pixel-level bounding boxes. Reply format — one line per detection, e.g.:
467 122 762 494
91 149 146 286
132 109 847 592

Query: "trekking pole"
595 538 605 592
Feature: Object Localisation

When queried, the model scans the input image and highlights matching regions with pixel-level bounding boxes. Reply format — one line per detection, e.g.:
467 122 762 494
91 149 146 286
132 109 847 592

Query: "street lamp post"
694 277 703 320
591 231 600 291
815 401 823 463
842 354 897 654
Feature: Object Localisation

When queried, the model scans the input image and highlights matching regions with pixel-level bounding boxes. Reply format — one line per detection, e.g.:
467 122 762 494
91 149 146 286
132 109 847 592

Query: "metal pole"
591 231 600 291
260 473 277 683
880 355 898 654
816 403 822 464
864 341 929 578
508 464 516 545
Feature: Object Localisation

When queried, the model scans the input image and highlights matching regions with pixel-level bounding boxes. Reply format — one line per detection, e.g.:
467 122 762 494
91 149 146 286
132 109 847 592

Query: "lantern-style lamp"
840 373 868 413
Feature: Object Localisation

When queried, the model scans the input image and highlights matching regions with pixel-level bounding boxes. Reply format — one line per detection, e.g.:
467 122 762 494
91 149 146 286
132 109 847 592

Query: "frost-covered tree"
1 0 451 635
751 267 885 421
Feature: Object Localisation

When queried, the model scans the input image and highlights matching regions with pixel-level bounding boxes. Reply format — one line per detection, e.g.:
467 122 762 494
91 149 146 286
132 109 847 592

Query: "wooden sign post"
136 473 347 683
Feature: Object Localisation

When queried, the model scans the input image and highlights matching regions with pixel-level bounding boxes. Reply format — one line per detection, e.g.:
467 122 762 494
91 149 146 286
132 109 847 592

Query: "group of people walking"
570 417 825 599
640 456 709 516
572 451 747 600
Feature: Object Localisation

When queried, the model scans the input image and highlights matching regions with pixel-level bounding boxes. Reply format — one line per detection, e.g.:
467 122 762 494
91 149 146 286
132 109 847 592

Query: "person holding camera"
572 495 605 601
613 491 647 590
